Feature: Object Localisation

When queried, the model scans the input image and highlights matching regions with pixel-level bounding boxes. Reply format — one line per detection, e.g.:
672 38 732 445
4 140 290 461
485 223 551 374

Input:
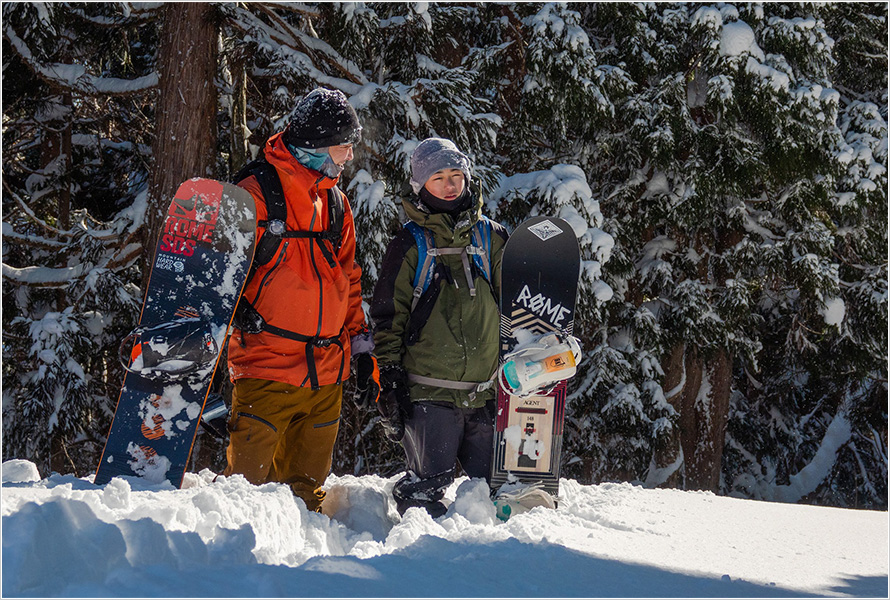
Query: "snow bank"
2 461 887 597
1 460 41 484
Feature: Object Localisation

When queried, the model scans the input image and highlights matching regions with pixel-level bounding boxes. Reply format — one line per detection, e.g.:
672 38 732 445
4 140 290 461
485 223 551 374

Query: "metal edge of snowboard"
490 215 580 504
94 178 256 487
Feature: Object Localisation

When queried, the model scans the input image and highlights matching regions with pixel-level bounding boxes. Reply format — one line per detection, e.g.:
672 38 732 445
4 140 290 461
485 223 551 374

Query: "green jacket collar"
403 187 484 247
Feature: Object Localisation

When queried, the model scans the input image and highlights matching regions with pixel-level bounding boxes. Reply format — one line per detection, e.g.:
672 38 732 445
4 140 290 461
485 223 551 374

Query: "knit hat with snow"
284 88 362 149
409 138 472 195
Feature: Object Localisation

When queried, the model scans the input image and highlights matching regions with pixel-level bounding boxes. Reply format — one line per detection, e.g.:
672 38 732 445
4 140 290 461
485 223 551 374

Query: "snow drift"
1 460 887 598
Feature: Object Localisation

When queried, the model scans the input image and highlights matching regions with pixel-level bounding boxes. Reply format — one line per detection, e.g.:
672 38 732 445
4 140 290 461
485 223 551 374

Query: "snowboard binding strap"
119 317 218 381
494 482 556 521
498 331 582 398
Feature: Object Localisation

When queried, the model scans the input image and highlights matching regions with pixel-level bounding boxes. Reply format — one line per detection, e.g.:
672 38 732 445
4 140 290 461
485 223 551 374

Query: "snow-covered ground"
2 459 887 598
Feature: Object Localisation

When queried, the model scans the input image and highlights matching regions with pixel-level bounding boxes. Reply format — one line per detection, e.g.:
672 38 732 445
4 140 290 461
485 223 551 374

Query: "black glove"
351 352 380 408
377 364 410 442
485 397 498 424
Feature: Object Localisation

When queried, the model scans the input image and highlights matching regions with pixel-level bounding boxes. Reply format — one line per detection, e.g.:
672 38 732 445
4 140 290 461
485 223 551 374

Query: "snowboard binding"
498 331 582 398
494 482 556 521
119 317 218 381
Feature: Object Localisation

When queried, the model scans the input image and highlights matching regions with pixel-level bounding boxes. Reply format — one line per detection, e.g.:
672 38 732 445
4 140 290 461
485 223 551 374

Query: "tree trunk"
653 343 686 488
59 92 72 231
229 57 249 173
144 2 219 287
698 349 732 489
664 347 733 492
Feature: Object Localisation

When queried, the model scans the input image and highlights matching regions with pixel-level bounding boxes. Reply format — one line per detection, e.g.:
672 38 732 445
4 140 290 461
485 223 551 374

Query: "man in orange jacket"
223 88 378 512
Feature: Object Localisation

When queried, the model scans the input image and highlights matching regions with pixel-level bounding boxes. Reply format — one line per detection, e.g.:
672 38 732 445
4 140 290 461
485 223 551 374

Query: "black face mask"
419 186 472 216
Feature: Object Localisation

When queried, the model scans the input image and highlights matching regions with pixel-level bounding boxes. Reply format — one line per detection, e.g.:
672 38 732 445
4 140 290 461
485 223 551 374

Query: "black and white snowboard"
491 216 580 515
94 178 255 487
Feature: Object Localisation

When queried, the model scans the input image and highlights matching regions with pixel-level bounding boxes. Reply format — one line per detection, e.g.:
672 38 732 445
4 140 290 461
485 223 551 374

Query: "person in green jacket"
370 137 508 517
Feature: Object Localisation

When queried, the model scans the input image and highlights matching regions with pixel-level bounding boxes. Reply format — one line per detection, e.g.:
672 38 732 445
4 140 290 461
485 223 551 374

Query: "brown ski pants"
223 378 341 512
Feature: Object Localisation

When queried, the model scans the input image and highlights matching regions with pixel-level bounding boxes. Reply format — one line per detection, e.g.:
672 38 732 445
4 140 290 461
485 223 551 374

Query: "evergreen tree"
569 3 880 497
2 2 157 475
723 3 888 508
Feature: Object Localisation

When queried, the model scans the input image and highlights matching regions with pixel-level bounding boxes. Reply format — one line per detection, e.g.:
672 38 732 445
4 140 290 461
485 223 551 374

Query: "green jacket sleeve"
370 229 418 367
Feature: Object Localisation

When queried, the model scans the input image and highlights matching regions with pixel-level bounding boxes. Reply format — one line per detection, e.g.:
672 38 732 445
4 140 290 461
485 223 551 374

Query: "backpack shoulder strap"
405 221 438 311
326 185 344 252
233 159 286 226
401 217 496 345
467 216 493 284
234 161 346 268
233 159 287 269
405 217 495 310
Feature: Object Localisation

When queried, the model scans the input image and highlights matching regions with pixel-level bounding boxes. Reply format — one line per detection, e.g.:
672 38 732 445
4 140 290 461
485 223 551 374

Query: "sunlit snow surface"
2 460 887 598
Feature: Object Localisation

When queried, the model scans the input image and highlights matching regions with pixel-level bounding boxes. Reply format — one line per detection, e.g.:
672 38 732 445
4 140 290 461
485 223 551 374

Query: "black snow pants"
393 400 494 518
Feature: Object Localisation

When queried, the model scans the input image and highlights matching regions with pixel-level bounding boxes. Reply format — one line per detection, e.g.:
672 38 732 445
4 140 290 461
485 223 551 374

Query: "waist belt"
407 373 495 401
263 324 345 391
235 298 344 390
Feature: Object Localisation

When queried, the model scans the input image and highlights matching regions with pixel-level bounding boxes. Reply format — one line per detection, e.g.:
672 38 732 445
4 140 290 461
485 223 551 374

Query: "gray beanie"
409 138 471 194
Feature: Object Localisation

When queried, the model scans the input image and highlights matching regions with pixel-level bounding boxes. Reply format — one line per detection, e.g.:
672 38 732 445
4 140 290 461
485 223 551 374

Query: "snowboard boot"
393 470 452 518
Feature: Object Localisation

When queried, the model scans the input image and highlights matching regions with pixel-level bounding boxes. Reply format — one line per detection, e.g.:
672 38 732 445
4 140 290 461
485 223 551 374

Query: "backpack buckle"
267 219 286 236
235 299 266 334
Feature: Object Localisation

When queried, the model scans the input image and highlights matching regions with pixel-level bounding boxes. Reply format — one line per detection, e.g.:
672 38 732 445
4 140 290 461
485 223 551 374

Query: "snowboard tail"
491 216 580 502
94 178 255 487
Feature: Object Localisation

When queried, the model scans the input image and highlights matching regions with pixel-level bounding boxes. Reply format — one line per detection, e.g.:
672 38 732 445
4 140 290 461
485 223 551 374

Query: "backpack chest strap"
256 219 338 268
431 247 478 299
405 218 494 314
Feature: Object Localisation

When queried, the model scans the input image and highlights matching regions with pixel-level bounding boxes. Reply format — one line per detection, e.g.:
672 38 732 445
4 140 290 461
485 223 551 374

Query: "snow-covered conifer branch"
0 223 67 249
66 5 158 27
229 4 366 87
263 3 320 19
3 25 158 96
104 241 143 271
120 3 163 17
4 183 73 238
2 263 85 287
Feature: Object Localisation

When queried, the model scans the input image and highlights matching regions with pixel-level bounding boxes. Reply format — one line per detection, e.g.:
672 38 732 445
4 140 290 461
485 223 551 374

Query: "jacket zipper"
251 240 289 306
310 182 324 338
304 188 326 390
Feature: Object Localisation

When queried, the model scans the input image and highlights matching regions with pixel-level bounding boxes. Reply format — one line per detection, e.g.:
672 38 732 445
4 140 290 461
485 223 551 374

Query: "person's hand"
351 352 380 408
378 364 410 442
